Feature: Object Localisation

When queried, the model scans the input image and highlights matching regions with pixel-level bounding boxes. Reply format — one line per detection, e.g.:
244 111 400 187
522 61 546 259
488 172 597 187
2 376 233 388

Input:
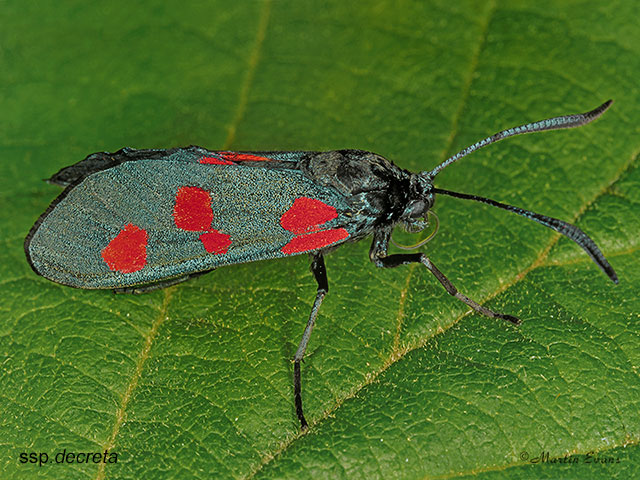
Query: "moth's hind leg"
113 269 215 294
294 252 328 430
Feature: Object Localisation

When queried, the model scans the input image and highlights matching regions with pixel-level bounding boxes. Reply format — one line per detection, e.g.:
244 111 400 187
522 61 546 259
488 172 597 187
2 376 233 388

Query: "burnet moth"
25 101 618 429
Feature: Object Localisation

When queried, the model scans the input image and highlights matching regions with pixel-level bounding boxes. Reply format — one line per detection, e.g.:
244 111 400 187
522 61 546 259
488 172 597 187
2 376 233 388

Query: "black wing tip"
45 150 122 186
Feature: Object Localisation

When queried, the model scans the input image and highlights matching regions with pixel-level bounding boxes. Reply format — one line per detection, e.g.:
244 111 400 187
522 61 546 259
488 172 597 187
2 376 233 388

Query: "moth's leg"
369 232 519 324
294 252 328 430
113 269 214 294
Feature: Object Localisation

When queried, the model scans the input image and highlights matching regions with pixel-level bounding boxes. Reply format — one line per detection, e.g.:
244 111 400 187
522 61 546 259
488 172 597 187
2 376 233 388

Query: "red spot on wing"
101 224 148 273
172 187 233 253
199 152 271 164
281 228 349 255
199 156 234 165
219 152 271 162
280 197 338 234
173 186 213 231
200 230 232 254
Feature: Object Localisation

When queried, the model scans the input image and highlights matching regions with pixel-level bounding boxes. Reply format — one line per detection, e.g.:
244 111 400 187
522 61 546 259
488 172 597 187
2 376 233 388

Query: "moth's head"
398 173 435 231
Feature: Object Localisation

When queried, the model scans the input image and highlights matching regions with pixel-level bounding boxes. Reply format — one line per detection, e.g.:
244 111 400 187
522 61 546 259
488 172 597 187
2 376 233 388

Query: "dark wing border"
48 147 318 186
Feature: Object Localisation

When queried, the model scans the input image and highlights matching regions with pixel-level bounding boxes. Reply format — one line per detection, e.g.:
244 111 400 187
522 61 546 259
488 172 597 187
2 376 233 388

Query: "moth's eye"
426 193 435 210
408 200 426 218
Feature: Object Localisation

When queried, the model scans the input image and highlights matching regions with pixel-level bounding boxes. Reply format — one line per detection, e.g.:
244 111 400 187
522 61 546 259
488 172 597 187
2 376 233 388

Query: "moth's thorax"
300 150 413 232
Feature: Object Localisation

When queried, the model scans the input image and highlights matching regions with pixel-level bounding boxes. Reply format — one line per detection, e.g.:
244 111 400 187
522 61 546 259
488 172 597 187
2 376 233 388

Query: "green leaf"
1 1 638 479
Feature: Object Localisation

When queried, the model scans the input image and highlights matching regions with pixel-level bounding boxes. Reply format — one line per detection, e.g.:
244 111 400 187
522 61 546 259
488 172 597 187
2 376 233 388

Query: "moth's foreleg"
373 252 520 325
294 252 328 430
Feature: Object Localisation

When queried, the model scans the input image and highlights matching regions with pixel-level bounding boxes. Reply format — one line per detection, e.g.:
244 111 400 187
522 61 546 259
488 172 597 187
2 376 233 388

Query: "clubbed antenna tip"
427 100 613 178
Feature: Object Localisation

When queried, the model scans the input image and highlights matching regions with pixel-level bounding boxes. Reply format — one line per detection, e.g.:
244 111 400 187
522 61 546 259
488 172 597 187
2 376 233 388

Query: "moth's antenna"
427 100 612 178
432 187 618 284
